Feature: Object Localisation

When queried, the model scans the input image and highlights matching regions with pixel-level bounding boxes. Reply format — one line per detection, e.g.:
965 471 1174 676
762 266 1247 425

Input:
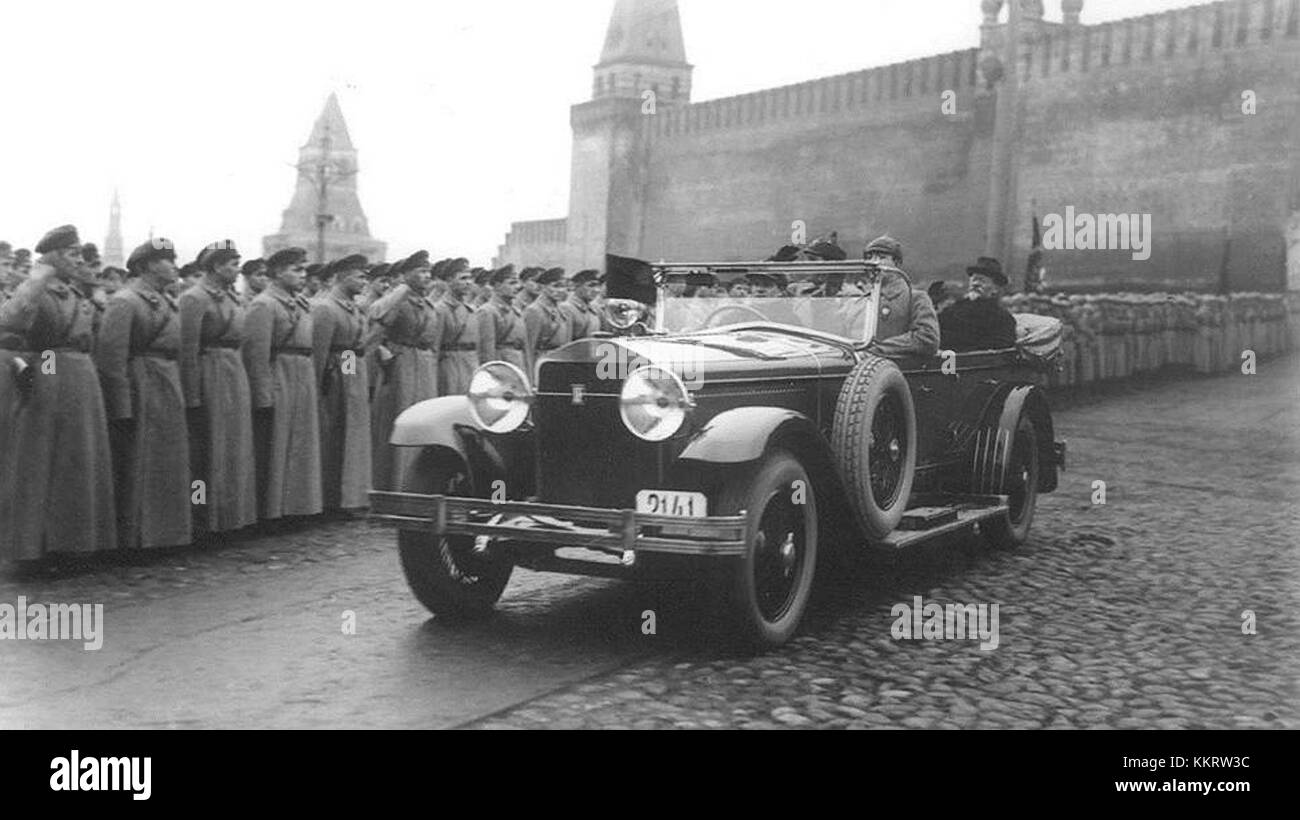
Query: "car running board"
877 494 1010 550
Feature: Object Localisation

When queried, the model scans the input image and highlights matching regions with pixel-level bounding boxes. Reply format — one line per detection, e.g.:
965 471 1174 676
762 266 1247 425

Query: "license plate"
636 490 708 519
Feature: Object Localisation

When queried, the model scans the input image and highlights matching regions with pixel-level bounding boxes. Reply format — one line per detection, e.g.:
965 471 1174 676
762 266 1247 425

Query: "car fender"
391 396 478 455
976 384 1058 494
390 396 526 497
679 407 823 465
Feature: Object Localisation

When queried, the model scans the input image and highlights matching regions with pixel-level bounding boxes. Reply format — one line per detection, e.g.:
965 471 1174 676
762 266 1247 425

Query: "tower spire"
593 0 692 105
104 188 124 268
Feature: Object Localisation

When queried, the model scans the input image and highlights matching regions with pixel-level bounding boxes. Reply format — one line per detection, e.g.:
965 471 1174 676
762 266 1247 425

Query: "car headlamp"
604 298 648 331
467 361 533 433
620 365 693 442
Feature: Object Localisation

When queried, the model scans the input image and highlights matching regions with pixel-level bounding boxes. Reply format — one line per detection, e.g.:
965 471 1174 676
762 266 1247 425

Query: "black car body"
372 260 1066 647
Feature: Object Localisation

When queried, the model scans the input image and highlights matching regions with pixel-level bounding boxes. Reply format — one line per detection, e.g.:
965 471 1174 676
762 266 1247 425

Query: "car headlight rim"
468 360 533 434
604 298 648 331
620 364 692 442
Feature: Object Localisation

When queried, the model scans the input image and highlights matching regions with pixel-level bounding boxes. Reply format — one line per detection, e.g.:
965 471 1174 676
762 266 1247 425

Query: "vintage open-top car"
370 260 1067 648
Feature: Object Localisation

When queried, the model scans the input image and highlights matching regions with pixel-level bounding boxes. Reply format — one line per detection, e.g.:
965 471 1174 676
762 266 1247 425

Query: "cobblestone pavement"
468 358 1300 729
1 358 1296 729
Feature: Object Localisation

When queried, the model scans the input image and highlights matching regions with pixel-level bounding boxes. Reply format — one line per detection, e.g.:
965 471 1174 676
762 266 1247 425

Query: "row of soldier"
0 225 611 562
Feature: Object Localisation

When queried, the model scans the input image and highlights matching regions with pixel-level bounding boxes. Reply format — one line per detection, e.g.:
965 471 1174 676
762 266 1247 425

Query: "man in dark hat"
855 235 940 359
241 258 269 305
559 269 605 342
0 226 118 559
435 258 481 396
97 238 192 549
303 263 327 300
311 254 372 512
172 261 202 299
13 248 33 281
242 247 323 520
469 267 493 310
524 267 571 373
514 267 542 312
178 240 258 536
366 250 441 490
938 257 1018 353
477 265 527 371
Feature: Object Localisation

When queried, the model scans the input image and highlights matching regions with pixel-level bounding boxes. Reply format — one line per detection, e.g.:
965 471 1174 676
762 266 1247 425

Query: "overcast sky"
0 0 1195 264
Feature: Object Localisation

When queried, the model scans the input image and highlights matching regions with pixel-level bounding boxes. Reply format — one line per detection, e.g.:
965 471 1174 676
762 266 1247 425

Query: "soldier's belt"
202 341 243 351
330 346 365 355
441 344 478 352
0 344 91 354
390 341 436 351
274 347 314 357
136 350 178 361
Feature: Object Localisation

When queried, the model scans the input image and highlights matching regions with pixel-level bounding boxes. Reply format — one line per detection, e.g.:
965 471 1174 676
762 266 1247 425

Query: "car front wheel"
715 449 819 649
397 452 514 620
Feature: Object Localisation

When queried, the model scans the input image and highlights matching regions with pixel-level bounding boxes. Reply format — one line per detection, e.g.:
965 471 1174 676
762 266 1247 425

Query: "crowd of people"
0 226 609 562
0 225 1294 562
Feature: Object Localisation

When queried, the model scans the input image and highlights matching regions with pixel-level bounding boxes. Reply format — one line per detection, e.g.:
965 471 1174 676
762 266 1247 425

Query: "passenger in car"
860 236 940 359
938 257 1018 353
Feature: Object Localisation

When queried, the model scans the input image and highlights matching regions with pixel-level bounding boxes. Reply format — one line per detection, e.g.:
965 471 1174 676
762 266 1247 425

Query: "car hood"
541 329 857 385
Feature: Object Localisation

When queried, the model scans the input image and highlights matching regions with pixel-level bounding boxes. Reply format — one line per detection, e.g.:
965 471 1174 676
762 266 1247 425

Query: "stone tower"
263 93 387 263
567 0 692 269
103 189 124 268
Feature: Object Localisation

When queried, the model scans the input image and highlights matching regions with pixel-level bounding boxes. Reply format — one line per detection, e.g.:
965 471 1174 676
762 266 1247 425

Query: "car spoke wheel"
397 454 513 620
832 355 917 540
983 417 1041 550
716 450 818 649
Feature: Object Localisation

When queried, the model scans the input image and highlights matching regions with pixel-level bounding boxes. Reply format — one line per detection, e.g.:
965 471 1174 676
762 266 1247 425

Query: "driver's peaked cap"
605 254 658 305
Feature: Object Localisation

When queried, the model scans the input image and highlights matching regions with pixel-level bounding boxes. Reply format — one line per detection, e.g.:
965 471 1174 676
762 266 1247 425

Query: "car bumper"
369 492 749 557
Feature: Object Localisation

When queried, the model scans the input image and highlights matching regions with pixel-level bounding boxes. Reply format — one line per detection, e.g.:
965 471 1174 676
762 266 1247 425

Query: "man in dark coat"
558 269 605 341
311 255 372 511
242 247 322 520
938 257 1018 353
179 240 258 536
0 226 118 560
97 238 192 549
523 268 572 375
477 265 527 371
860 236 940 359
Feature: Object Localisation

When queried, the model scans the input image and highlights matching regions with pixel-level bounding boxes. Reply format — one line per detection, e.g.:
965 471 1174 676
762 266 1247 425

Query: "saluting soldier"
311 255 372 512
477 265 527 371
367 251 441 491
436 257 481 396
524 267 571 374
96 238 192 550
0 226 117 560
178 240 258 536
242 247 323 520
558 269 606 341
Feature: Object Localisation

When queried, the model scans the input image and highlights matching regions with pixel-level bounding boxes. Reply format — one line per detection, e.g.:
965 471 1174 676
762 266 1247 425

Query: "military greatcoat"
477 293 527 372
437 295 480 396
178 280 259 534
96 279 193 549
557 295 603 343
243 285 323 519
367 284 442 491
523 295 571 376
311 292 372 510
0 268 118 559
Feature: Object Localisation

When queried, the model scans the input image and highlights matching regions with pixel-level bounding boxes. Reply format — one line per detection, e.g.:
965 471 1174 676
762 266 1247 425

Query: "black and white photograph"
0 0 1296 783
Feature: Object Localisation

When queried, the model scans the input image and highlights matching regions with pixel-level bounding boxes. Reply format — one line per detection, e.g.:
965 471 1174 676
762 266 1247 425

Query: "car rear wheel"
715 450 818 649
397 452 513 620
832 355 917 540
982 417 1041 550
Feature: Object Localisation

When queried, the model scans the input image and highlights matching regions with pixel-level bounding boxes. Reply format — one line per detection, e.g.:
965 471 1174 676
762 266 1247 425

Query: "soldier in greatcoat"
513 267 541 312
436 257 481 396
311 255 372 512
523 267 572 375
477 265 527 372
241 258 269 306
242 247 322 520
0 226 117 560
558 269 606 342
178 240 258 536
96 238 192 550
861 236 940 358
367 251 441 491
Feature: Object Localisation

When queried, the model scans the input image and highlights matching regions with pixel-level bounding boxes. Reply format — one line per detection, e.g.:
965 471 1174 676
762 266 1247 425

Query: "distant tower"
567 0 692 270
104 189 124 268
263 93 387 262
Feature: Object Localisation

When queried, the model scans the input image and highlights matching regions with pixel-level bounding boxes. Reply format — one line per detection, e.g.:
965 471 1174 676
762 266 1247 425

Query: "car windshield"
649 264 886 343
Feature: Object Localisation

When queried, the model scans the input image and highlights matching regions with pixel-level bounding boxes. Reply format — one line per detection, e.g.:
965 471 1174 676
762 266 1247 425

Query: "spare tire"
831 355 917 540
